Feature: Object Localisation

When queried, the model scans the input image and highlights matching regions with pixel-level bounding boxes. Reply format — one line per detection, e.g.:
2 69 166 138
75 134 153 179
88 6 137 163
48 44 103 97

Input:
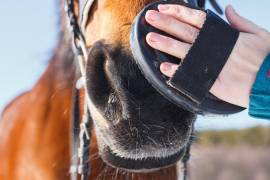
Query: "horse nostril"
104 93 122 124
86 41 127 124
86 42 112 109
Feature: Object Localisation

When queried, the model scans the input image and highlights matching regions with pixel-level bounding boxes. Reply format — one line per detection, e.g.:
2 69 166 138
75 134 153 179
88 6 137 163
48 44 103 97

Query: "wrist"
210 32 269 107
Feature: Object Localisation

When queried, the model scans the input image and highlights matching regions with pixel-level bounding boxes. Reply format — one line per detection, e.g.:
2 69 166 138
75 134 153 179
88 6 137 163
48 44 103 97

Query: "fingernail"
147 33 160 43
158 4 169 11
146 10 160 21
161 63 172 71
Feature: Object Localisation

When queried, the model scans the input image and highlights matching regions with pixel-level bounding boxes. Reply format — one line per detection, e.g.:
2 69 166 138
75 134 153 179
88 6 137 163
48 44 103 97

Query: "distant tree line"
197 126 270 146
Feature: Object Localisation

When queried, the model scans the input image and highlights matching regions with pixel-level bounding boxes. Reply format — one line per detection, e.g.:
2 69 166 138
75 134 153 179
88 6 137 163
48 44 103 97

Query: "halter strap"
70 86 93 180
70 87 80 180
79 0 95 34
79 0 199 35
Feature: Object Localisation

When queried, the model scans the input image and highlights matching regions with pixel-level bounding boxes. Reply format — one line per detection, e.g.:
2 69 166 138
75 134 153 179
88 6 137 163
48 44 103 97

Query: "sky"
0 0 270 130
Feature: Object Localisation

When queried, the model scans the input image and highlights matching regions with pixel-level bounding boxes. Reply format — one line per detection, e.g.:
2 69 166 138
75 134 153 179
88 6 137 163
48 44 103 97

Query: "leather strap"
78 0 200 35
70 87 80 180
79 0 95 34
168 10 239 104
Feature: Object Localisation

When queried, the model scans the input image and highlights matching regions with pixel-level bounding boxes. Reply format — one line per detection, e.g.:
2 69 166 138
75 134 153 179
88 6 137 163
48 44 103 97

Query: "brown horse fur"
0 0 195 179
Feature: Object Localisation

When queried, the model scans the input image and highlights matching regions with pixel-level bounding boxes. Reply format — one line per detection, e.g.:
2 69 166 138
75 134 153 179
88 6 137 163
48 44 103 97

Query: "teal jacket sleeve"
249 54 270 119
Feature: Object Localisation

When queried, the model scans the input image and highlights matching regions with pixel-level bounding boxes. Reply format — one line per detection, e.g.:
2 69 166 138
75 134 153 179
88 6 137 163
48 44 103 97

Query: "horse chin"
99 143 187 173
88 100 194 172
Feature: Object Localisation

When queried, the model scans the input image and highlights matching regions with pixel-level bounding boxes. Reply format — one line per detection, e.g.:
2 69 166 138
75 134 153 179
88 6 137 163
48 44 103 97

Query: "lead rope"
65 0 93 180
70 87 92 180
70 87 80 180
182 145 191 180
78 95 92 180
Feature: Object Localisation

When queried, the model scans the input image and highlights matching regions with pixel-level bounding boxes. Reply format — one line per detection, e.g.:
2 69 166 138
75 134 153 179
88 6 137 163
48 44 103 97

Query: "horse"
0 0 205 179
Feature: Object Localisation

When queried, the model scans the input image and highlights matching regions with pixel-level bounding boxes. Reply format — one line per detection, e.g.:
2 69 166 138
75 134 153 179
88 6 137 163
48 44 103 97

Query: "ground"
189 145 270 180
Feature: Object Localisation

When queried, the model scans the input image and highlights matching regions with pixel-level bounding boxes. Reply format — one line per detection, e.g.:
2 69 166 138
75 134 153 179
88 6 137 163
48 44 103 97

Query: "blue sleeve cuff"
249 53 270 120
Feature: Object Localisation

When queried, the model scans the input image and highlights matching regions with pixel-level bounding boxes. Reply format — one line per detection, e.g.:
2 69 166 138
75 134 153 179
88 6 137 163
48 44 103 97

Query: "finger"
145 10 199 43
146 32 191 59
158 4 206 29
160 62 179 77
225 5 260 34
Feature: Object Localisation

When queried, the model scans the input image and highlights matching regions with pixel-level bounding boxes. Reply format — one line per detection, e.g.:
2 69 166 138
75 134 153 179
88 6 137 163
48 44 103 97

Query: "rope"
182 144 191 180
70 86 93 180
77 95 92 179
70 87 80 180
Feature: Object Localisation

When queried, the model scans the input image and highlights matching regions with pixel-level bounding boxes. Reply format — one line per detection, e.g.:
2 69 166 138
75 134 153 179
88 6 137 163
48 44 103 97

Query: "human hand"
145 4 270 108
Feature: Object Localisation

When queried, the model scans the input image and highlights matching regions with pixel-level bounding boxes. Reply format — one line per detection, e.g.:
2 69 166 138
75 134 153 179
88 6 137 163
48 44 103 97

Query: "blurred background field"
190 126 270 180
197 126 270 146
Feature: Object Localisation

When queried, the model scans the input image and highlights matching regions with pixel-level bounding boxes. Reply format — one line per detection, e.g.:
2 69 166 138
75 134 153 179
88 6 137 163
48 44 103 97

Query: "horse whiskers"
104 166 109 179
149 124 167 130
135 103 142 122
96 162 107 180
135 142 139 160
114 168 119 180
141 122 150 130
146 135 159 146
89 152 99 159
189 134 199 140
173 127 182 137
167 133 174 146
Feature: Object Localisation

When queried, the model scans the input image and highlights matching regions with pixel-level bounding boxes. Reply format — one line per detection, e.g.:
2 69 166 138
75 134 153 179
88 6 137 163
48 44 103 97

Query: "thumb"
225 5 259 34
160 62 179 77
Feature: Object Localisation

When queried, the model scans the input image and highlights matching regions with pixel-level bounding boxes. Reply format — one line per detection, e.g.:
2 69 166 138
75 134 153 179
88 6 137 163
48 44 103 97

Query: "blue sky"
0 0 270 130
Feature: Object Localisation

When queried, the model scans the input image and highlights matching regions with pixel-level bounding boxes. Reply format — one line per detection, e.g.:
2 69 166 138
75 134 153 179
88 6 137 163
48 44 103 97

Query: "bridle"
64 0 221 180
65 0 92 180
